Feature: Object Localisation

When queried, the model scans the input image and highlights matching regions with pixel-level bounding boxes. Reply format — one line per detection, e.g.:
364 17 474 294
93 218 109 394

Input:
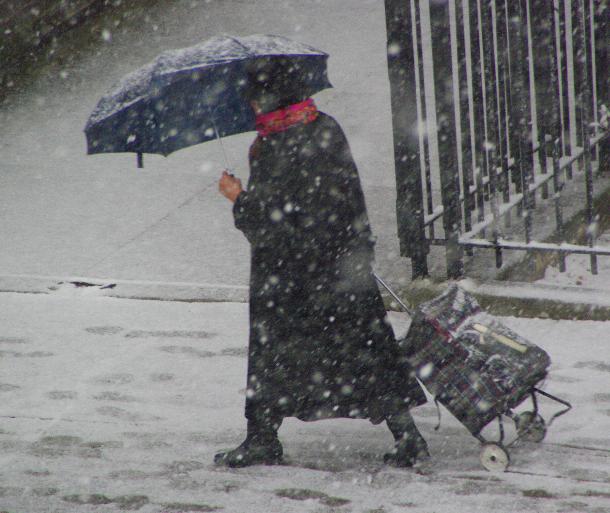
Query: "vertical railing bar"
524 0 536 172
503 0 514 172
586 0 598 162
559 0 574 178
481 1 499 199
414 0 435 240
505 0 526 224
524 0 539 209
549 0 567 273
476 0 492 202
504 0 518 186
517 0 535 244
464 0 480 182
575 0 598 274
565 0 578 176
552 143 567 272
571 0 586 171
471 0 488 229
531 0 554 201
502 0 513 164
482 0 503 267
594 0 609 175
494 0 511 211
555 0 568 158
456 0 474 251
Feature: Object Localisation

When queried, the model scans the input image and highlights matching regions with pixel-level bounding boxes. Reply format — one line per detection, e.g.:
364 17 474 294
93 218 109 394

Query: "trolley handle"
533 387 572 428
373 272 413 317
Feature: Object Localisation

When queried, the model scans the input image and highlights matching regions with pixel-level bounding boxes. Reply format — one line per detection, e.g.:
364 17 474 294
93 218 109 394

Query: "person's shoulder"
310 111 349 142
315 111 341 129
249 134 276 161
248 136 264 161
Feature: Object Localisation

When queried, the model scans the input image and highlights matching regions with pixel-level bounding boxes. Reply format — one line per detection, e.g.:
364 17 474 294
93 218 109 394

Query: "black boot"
383 411 429 467
214 418 283 467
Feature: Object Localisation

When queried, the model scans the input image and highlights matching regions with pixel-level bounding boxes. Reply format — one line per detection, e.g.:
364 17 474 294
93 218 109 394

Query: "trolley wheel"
515 411 547 443
480 443 510 472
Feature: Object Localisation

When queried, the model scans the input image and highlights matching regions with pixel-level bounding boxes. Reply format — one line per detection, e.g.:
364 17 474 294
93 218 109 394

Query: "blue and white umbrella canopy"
85 35 332 165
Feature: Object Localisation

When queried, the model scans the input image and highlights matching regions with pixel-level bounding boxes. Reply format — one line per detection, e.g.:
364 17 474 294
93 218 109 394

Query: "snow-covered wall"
0 0 108 88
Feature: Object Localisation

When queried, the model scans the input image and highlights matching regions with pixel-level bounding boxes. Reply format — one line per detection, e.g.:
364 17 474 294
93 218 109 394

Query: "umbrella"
84 34 332 167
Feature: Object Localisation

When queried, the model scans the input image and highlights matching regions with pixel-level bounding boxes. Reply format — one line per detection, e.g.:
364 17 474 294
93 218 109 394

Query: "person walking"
216 58 428 468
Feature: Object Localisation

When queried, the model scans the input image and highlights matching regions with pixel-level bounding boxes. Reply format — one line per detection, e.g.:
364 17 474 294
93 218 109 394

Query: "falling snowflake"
387 43 401 56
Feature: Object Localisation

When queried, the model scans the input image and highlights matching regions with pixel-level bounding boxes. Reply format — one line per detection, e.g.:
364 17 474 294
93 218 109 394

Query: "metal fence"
384 0 609 280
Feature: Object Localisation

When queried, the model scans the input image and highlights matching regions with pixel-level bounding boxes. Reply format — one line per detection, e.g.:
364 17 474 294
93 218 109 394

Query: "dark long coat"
233 112 426 425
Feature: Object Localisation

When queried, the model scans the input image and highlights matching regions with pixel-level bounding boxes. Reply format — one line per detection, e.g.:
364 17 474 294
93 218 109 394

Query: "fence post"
481 0 503 267
547 0 568 272
429 0 464 279
384 0 429 279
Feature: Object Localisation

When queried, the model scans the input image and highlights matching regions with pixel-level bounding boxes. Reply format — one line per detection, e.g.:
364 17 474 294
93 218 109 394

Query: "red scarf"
255 98 318 137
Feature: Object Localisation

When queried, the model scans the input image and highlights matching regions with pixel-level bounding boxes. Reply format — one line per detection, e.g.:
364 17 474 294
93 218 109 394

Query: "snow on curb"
0 273 248 303
460 279 610 307
459 278 610 320
2 273 609 319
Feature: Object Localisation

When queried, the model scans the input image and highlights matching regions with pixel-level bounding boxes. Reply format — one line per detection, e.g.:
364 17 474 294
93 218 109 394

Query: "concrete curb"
459 279 610 321
0 274 249 303
2 273 609 320
385 277 610 321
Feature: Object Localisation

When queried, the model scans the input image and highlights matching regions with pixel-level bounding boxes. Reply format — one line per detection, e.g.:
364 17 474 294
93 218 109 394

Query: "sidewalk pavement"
0 0 407 289
1 291 610 513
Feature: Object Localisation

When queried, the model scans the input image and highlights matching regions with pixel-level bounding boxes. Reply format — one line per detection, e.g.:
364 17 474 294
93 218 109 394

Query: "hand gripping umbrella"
84 35 332 168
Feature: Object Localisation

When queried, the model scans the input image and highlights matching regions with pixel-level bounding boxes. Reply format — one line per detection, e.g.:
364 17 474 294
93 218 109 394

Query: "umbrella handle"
210 112 233 172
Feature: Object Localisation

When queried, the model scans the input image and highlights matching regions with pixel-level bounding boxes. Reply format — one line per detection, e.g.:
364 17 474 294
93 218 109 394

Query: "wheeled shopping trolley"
375 275 571 472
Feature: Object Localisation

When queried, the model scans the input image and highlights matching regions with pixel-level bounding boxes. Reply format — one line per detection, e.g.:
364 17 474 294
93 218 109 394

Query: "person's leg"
384 409 429 467
214 414 283 467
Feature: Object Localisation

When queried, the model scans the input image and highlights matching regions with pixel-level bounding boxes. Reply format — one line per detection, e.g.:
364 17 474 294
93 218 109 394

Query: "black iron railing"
385 0 609 279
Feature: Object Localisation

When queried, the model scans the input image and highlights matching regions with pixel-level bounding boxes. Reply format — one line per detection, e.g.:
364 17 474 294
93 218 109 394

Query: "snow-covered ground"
538 232 610 292
1 291 609 513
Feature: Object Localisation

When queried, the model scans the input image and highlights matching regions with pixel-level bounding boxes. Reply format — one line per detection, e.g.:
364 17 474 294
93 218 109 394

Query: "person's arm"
232 186 271 245
231 163 298 250
219 170 242 203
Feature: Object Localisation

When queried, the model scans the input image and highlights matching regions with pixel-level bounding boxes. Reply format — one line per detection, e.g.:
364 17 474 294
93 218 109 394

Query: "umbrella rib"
210 114 232 170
